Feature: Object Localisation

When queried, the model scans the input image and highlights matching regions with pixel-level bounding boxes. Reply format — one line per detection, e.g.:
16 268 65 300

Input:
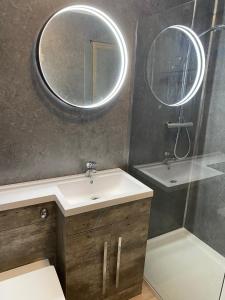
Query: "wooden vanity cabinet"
57 198 151 300
0 201 56 273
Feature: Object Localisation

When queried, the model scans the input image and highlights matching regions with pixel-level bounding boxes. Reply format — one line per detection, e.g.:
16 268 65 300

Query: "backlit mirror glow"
37 5 128 109
147 25 205 107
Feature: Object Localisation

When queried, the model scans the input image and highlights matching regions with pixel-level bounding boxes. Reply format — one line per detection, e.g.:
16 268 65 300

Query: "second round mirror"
147 25 205 107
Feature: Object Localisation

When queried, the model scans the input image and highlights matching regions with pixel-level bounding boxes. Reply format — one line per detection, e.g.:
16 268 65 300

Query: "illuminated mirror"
147 25 205 107
37 5 128 109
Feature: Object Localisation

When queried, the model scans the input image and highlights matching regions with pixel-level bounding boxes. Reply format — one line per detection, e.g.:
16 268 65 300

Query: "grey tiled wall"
129 0 214 238
185 3 225 256
0 0 142 185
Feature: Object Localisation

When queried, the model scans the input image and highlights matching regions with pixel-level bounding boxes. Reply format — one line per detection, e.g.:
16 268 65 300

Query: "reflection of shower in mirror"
147 25 206 107
147 25 206 160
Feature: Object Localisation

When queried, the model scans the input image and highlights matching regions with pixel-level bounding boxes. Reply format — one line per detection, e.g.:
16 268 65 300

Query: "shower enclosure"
129 0 225 299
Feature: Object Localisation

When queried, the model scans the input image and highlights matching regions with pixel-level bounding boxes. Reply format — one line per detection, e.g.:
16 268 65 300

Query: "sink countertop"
134 152 225 190
0 169 153 216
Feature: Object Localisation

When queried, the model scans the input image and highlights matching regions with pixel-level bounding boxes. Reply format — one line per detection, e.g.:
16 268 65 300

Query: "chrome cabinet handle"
103 241 108 295
116 237 122 289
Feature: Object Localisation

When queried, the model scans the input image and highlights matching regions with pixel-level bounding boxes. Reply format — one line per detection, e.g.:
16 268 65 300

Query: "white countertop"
0 169 153 216
134 152 225 190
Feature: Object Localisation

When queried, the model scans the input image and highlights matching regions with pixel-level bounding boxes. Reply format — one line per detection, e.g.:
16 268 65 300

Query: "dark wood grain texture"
109 214 150 295
0 201 56 232
56 208 67 291
58 198 151 300
0 198 151 300
65 199 150 236
0 202 56 272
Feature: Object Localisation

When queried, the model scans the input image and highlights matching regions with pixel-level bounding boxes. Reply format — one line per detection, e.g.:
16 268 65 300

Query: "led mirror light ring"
148 25 206 107
169 25 202 106
166 25 205 107
38 5 128 109
168 26 205 106
170 25 206 107
178 25 206 105
168 25 206 107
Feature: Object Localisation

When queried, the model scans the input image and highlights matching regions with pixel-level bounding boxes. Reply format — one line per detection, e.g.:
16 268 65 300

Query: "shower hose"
173 108 191 160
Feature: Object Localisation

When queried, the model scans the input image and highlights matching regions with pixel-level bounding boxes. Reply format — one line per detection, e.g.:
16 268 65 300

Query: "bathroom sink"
0 168 153 216
56 169 152 214
135 154 225 190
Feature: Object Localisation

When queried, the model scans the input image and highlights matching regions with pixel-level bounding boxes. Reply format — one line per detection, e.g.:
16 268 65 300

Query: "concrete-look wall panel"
0 0 142 185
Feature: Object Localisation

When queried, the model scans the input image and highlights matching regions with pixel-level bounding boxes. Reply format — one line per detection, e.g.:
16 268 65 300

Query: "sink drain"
170 180 177 184
90 196 99 201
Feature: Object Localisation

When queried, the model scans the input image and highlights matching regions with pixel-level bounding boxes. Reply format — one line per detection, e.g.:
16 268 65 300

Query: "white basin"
57 169 152 214
0 169 153 216
135 153 225 190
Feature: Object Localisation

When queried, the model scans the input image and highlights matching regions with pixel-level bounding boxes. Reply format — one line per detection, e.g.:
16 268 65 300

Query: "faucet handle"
86 161 97 170
164 152 170 158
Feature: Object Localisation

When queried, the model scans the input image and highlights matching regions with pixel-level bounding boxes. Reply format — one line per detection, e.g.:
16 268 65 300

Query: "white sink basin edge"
0 169 153 216
134 153 225 190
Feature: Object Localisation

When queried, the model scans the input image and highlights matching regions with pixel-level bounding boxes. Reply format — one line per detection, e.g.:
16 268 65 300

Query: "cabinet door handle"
103 241 108 296
116 237 122 289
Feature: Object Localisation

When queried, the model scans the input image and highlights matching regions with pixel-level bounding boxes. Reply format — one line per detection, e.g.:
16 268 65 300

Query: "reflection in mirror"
37 5 128 109
147 25 205 107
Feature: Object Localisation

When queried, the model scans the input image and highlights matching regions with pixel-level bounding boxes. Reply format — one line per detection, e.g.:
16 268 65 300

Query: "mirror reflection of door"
84 41 119 104
92 41 118 101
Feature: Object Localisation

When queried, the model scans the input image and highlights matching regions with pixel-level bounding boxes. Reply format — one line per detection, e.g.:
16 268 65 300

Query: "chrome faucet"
85 161 97 184
163 152 175 170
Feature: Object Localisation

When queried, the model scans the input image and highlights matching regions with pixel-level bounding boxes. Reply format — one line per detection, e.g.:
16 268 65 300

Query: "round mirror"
147 25 205 107
37 5 128 109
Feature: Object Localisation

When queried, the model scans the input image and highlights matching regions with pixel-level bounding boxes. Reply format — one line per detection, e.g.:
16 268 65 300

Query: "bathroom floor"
131 282 158 300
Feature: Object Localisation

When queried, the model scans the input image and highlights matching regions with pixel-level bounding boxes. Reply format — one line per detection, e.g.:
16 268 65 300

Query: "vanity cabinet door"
57 198 151 300
108 213 150 298
65 226 112 300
